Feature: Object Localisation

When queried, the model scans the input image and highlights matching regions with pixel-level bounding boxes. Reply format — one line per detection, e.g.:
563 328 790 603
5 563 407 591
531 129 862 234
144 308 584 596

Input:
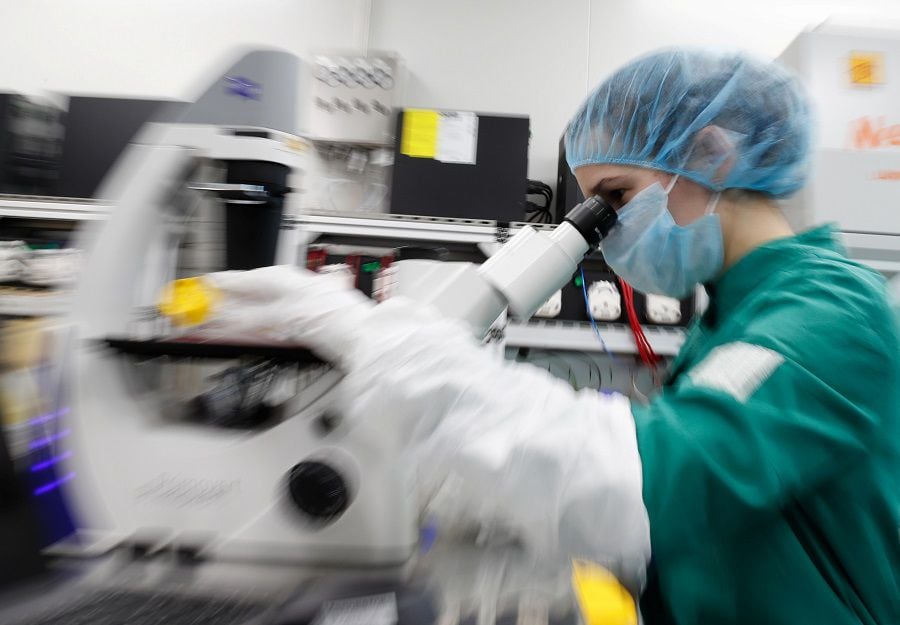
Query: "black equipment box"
390 109 529 223
555 134 584 223
56 97 186 198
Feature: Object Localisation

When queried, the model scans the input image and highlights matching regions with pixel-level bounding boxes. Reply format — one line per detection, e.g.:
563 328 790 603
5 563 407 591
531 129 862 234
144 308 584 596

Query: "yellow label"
571 560 637 625
849 51 885 85
400 109 439 158
284 136 309 153
158 277 218 327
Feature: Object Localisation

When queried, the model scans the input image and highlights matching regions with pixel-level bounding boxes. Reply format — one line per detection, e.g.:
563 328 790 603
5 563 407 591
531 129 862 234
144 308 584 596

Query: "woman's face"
573 163 712 226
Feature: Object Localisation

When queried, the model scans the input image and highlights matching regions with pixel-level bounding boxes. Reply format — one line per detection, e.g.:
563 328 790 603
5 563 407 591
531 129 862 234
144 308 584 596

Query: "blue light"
27 407 69 427
30 450 73 472
28 429 71 451
419 520 438 554
224 76 262 100
33 472 76 496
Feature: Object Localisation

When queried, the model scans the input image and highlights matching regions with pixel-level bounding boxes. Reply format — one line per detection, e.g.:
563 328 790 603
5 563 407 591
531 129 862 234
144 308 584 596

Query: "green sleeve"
634 283 894 561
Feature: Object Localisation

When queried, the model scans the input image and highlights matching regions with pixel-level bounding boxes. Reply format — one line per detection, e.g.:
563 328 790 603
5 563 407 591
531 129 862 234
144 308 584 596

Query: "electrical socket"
534 289 562 318
588 280 621 321
645 293 682 325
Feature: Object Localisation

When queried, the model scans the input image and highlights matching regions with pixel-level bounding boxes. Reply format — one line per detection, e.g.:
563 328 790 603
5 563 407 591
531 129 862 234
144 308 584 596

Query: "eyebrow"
586 176 624 197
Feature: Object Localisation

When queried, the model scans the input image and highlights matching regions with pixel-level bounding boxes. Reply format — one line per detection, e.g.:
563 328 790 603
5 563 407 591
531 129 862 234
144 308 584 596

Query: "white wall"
372 0 900 187
586 0 900 84
0 0 362 97
369 0 591 192
3 0 900 194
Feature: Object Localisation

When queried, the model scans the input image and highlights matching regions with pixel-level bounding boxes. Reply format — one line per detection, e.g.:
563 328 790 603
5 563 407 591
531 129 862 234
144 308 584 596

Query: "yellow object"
849 51 885 85
158 277 218 327
571 560 637 625
400 109 440 158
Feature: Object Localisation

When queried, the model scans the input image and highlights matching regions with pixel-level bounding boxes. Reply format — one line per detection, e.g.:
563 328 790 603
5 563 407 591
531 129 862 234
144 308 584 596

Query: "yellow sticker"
849 51 885 85
158 277 219 327
400 109 439 158
284 136 309 153
571 560 637 625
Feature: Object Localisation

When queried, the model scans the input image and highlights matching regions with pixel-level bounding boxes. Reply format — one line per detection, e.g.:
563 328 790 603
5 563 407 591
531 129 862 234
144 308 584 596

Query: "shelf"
0 195 109 221
840 231 900 274
302 135 393 149
289 212 502 244
0 198 558 236
504 321 686 356
104 337 324 364
0 290 72 317
285 212 555 245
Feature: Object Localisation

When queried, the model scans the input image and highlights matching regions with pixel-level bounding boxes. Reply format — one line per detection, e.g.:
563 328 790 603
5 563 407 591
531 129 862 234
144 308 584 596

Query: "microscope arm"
401 196 618 337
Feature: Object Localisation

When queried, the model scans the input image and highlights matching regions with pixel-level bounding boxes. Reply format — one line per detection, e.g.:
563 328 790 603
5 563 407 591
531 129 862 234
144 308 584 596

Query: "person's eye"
605 189 627 208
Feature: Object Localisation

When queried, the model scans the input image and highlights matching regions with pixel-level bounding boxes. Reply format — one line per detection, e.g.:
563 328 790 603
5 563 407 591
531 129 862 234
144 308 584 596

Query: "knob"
286 461 349 523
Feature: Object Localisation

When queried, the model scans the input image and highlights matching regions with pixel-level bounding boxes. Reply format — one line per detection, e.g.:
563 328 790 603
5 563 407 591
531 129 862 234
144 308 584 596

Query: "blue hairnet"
565 49 812 197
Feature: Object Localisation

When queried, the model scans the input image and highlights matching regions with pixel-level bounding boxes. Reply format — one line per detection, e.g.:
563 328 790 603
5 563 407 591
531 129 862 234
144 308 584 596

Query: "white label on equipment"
315 592 398 625
688 342 784 403
437 111 478 165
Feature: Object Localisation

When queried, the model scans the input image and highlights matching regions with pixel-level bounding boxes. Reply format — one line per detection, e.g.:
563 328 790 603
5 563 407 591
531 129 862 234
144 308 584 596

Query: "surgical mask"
599 178 724 298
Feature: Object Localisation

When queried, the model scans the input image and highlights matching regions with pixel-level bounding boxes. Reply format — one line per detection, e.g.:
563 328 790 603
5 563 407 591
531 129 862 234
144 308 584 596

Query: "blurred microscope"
33 50 418 566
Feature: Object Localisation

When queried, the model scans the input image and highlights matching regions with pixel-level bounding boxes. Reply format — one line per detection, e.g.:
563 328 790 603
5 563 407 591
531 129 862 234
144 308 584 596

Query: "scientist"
203 49 900 624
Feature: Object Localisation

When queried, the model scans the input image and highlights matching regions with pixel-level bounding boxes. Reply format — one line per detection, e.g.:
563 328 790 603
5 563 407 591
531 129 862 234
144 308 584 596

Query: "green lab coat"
633 225 900 624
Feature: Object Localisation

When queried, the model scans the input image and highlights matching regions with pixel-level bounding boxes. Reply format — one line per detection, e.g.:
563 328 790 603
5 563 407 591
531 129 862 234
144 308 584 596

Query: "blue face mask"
599 180 724 298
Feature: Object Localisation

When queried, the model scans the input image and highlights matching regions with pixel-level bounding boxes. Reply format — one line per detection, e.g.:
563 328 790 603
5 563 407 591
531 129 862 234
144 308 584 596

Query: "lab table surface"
0 542 580 624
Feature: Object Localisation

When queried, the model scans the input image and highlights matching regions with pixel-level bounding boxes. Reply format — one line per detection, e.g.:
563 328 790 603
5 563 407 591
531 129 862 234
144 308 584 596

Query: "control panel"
306 53 403 144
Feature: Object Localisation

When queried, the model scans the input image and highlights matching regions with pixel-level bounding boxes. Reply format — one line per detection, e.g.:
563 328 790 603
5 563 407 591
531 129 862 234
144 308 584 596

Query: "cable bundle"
618 277 662 374
526 180 554 223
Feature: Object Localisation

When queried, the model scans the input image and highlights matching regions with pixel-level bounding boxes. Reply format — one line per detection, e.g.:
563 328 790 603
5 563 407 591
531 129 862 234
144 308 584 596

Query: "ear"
689 125 739 185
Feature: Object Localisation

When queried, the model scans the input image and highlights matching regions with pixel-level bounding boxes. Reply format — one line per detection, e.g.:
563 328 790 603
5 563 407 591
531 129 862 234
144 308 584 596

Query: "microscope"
40 50 414 565
43 49 617 568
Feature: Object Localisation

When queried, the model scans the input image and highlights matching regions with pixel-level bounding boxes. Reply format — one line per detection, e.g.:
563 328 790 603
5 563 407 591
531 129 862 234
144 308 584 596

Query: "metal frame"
0 290 71 317
0 195 109 221
504 320 686 356
288 212 499 245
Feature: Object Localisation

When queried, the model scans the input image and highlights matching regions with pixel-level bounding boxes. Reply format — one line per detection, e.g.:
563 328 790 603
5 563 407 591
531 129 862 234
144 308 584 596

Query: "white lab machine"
305 52 404 144
779 25 900 273
49 50 417 565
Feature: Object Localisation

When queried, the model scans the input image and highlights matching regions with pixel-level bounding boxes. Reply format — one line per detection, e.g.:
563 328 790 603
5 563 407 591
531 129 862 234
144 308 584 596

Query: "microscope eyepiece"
563 195 618 251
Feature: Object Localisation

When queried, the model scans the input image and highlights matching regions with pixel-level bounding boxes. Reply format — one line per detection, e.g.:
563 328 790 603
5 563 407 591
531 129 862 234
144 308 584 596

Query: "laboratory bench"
0 542 582 625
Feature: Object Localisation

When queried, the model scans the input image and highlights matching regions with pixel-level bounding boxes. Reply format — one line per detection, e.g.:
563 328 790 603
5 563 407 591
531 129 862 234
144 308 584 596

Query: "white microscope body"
51 51 416 564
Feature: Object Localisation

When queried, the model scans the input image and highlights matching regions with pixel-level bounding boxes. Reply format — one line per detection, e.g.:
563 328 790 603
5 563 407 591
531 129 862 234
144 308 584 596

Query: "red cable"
618 278 661 368
634 303 658 364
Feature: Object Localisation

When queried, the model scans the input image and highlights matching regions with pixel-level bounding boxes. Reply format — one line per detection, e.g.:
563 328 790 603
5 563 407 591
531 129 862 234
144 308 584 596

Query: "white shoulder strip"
687 342 784 403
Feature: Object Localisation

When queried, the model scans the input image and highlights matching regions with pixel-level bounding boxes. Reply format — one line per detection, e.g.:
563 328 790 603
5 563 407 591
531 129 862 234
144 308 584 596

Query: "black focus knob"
287 461 350 523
